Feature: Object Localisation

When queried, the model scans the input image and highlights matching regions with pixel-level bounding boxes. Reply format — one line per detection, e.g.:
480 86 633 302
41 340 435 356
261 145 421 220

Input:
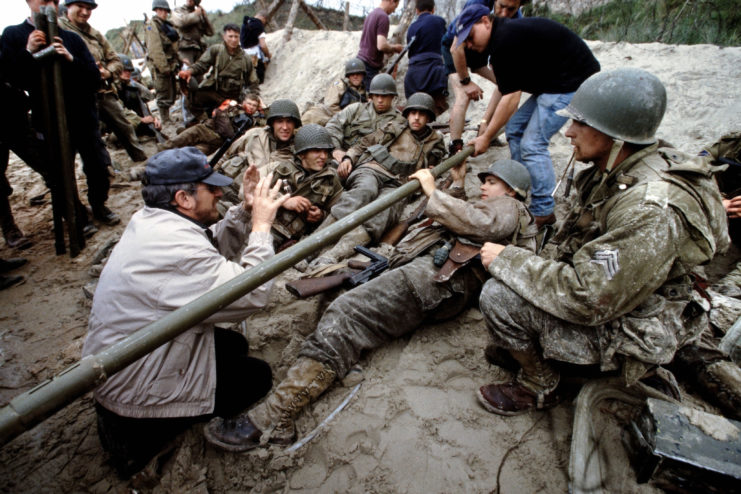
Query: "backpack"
240 16 264 49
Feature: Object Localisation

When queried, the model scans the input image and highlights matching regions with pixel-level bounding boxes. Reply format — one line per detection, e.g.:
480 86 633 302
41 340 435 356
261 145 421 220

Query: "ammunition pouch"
366 144 417 178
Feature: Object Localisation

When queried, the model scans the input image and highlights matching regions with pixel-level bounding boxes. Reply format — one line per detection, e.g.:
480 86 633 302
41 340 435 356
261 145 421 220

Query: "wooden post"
283 0 300 41
265 0 285 25
343 1 350 31
299 0 327 30
256 0 279 30
390 0 416 45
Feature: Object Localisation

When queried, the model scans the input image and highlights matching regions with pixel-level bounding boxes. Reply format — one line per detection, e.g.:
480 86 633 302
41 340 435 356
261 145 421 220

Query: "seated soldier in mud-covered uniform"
268 124 343 250
302 57 368 126
203 158 537 450
325 73 405 169
475 68 729 416
309 92 445 269
216 99 301 215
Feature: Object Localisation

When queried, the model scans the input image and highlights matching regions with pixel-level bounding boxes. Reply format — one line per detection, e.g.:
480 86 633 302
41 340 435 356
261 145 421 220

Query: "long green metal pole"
0 147 473 446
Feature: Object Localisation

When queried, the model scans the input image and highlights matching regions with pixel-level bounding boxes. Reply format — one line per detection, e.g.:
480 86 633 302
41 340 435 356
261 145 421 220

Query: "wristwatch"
459 76 471 85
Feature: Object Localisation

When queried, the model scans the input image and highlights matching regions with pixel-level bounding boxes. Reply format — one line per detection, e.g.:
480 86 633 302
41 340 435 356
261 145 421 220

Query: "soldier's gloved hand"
26 30 46 53
410 169 436 197
250 173 289 233
283 196 311 213
480 242 506 269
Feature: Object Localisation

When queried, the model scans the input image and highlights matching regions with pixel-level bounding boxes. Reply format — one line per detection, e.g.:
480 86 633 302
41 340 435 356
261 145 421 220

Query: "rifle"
285 246 388 298
208 114 253 168
138 97 167 144
385 36 415 75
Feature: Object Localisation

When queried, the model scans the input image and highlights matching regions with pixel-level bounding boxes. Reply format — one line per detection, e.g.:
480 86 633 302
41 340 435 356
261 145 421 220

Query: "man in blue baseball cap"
455 4 599 229
82 147 289 477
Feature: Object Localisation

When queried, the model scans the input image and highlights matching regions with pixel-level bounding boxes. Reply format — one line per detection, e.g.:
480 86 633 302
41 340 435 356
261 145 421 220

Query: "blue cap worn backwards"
454 4 491 48
144 147 233 187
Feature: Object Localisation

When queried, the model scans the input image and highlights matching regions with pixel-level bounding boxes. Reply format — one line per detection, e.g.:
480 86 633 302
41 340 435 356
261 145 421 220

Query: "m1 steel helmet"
402 92 436 121
477 159 531 200
294 124 334 155
266 99 302 128
345 58 366 77
558 68 666 145
368 73 397 96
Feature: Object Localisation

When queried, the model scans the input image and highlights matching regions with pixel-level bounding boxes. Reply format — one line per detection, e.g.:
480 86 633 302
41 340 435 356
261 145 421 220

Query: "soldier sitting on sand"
302 58 368 126
325 73 405 170
268 124 343 250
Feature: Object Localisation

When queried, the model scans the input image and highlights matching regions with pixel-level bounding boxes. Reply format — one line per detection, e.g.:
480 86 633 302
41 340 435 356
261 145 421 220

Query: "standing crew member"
145 0 181 124
456 4 600 227
404 0 447 114
356 0 403 91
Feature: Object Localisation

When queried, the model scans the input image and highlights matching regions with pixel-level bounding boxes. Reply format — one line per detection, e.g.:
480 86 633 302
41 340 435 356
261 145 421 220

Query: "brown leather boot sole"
477 382 561 416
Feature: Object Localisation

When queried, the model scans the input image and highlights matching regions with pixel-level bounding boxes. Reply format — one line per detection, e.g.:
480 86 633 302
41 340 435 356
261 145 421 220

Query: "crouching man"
476 68 729 415
203 158 537 450
82 147 288 476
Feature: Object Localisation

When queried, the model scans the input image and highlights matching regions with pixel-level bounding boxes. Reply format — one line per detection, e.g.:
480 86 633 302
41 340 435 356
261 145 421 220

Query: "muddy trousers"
95 329 272 478
329 166 407 242
479 277 602 366
299 255 482 378
97 92 147 162
162 123 222 155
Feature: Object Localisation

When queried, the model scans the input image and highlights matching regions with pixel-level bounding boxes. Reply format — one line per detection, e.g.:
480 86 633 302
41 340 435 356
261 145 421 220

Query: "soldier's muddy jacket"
298 185 537 378
222 125 295 178
325 100 405 151
189 43 258 98
487 143 730 369
345 119 445 180
171 5 214 52
269 159 343 241
59 18 122 94
145 16 180 75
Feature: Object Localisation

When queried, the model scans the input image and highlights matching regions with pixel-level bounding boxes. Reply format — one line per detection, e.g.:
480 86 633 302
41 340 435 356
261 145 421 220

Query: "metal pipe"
0 147 474 446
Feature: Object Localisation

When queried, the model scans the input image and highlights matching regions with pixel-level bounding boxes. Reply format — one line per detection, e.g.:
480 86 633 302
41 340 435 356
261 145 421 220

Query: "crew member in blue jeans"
454 4 600 227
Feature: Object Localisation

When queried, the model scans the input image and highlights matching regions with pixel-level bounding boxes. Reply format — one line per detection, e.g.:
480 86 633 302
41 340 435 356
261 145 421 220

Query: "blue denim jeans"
505 92 574 217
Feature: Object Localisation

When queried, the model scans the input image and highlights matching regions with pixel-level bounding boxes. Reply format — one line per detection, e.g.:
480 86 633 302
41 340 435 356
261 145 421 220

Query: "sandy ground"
1 28 741 493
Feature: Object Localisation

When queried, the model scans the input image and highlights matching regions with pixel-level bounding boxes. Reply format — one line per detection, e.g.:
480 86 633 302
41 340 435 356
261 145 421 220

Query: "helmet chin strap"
604 139 625 175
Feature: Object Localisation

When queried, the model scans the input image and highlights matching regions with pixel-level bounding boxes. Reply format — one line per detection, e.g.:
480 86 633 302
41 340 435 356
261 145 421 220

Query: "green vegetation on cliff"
526 0 740 46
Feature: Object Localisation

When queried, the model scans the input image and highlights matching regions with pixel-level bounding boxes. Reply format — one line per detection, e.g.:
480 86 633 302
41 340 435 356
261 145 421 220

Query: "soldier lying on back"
268 124 343 250
310 91 445 269
203 159 537 451
159 93 260 155
302 57 368 126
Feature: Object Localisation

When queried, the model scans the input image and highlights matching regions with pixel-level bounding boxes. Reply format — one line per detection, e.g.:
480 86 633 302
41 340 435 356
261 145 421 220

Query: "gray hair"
141 182 198 207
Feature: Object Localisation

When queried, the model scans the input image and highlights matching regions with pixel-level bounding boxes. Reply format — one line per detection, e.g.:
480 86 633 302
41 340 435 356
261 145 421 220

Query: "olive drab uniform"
325 100 405 151
297 186 537 379
145 15 181 121
482 144 730 383
216 126 295 215
330 119 446 241
161 99 251 155
187 43 258 117
59 17 148 162
268 159 343 246
302 78 368 126
171 4 214 65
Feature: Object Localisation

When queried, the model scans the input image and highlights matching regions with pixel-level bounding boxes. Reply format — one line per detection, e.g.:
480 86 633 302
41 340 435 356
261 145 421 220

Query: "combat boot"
0 194 31 250
307 225 371 272
478 347 561 415
204 357 336 451
158 105 170 125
